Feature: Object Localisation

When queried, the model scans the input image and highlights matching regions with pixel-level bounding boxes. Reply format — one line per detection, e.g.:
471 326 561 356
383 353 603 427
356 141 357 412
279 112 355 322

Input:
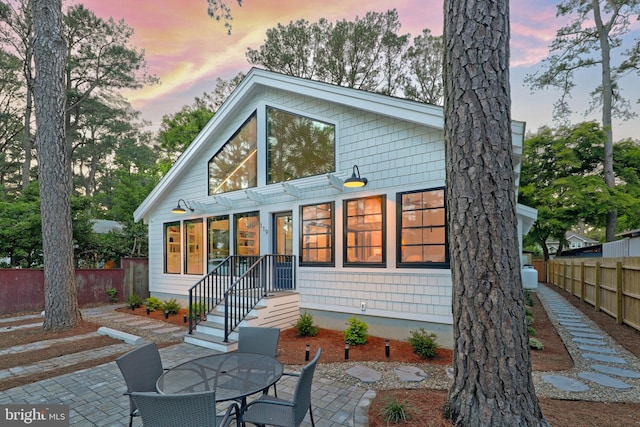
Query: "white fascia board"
134 77 260 222
517 203 538 235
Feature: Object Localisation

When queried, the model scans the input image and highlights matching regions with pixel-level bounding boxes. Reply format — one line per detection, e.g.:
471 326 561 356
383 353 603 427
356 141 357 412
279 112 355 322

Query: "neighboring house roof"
546 232 599 247
616 229 640 239
134 67 527 223
91 219 123 234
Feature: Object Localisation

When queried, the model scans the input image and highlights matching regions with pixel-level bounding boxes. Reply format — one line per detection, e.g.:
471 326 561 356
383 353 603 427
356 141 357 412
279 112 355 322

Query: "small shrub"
294 311 318 337
144 297 162 312
380 396 411 424
525 306 533 317
528 326 537 337
344 316 368 345
408 327 439 359
190 301 207 319
524 290 535 307
529 337 544 350
106 288 118 303
526 314 534 326
161 298 181 315
126 294 143 309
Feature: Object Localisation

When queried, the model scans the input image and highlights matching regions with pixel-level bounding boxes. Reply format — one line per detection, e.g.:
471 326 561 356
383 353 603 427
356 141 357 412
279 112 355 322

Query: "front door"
273 211 293 290
273 211 293 255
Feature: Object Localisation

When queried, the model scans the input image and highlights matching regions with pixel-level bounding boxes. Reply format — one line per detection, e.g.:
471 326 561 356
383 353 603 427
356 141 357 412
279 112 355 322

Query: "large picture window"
207 215 229 273
184 219 203 275
235 212 260 256
266 107 335 184
300 202 334 266
397 188 448 268
208 113 257 195
344 196 385 267
164 222 181 274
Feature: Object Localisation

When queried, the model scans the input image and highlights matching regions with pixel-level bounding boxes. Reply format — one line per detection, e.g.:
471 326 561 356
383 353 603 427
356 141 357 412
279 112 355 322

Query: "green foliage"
528 326 537 337
106 288 118 303
161 298 181 315
144 297 162 312
190 301 207 319
379 396 411 424
294 312 318 337
520 123 612 260
408 328 439 359
246 10 441 103
343 317 368 345
126 294 144 309
529 337 544 350
524 290 534 307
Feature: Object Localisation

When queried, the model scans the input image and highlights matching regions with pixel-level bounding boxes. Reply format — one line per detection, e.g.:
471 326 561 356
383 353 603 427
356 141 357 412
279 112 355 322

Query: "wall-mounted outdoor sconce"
343 165 368 188
171 199 193 214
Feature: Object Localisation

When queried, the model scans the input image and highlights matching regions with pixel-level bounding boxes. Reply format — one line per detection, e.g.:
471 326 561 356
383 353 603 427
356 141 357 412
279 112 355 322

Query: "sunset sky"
76 0 639 140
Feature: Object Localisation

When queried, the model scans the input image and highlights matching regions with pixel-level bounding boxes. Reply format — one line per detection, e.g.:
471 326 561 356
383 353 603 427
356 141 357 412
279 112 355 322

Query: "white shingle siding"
137 69 531 334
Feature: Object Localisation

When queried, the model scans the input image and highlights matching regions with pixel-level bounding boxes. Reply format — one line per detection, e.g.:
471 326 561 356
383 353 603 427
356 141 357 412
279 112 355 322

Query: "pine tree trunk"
33 0 81 330
592 0 617 242
442 0 548 425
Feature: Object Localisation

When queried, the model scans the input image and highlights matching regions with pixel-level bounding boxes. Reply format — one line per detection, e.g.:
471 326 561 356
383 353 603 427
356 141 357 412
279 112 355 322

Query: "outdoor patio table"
156 352 283 403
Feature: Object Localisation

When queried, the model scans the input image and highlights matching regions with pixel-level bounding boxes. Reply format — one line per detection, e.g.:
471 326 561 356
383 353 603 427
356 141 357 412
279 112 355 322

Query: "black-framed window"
344 196 385 267
235 211 260 256
300 202 334 266
397 188 449 268
266 107 335 184
184 219 204 275
208 113 257 195
164 222 181 274
207 215 229 273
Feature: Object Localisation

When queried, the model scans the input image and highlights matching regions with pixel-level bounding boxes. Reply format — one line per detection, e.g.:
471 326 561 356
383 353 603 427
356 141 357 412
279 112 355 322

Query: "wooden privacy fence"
547 257 640 332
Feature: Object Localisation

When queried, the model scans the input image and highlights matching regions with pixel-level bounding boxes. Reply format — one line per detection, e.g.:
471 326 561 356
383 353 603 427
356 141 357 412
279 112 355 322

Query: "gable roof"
134 68 525 222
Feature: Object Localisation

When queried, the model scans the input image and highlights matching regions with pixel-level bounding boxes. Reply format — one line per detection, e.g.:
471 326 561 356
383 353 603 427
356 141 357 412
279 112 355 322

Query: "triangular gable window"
208 113 257 195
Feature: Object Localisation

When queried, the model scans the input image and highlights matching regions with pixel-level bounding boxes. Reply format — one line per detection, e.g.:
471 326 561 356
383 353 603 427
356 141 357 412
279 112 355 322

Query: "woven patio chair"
240 348 321 427
130 390 240 427
237 326 281 396
115 342 164 427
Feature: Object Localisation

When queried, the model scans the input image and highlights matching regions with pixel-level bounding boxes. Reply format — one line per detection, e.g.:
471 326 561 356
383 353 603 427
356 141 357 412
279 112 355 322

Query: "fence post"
616 261 623 325
595 262 601 312
570 261 575 296
580 261 585 302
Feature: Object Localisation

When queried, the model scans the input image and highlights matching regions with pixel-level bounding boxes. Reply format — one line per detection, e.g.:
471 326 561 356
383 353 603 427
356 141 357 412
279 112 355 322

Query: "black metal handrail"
187 255 295 338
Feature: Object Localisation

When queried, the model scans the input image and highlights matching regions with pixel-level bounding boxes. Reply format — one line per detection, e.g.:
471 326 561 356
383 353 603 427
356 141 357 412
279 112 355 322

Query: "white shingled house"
134 68 537 351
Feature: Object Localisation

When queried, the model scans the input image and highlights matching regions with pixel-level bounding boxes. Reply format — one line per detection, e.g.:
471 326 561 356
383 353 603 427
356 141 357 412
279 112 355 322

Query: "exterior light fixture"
343 165 368 188
171 199 193 214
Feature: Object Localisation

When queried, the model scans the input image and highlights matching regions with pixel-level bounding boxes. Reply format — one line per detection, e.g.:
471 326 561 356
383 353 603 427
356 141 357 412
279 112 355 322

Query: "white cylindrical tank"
522 265 538 290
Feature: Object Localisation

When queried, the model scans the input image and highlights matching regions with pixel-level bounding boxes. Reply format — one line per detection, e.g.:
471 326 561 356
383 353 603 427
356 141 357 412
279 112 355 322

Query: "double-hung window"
344 196 385 267
164 222 181 274
397 188 448 268
300 202 334 266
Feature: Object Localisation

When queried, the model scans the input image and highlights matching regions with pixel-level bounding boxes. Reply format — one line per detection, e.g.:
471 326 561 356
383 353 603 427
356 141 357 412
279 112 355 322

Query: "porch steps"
184 292 301 352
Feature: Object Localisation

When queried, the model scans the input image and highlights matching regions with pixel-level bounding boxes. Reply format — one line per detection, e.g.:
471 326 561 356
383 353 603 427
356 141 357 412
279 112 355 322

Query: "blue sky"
77 0 639 140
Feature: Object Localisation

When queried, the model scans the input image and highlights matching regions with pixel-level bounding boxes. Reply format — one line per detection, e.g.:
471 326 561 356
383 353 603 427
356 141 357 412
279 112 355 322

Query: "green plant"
106 288 118 303
190 301 207 319
529 337 544 350
144 296 162 312
126 294 144 309
344 316 368 345
294 311 318 337
380 396 411 424
528 326 537 337
161 298 181 315
524 290 535 307
408 327 439 359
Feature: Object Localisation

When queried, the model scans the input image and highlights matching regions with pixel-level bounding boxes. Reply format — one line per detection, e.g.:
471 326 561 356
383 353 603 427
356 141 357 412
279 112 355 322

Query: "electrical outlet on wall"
360 301 366 311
